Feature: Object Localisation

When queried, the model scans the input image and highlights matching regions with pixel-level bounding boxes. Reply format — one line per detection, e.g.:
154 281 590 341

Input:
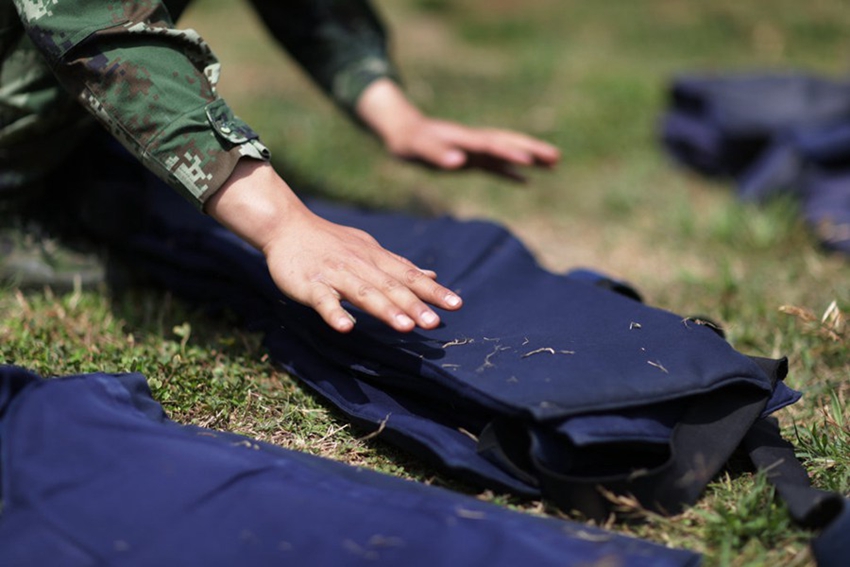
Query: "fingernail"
445 293 461 307
421 311 438 326
337 311 356 330
395 313 414 327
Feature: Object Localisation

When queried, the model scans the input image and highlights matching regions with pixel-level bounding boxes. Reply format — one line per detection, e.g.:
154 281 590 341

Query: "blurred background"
184 0 849 316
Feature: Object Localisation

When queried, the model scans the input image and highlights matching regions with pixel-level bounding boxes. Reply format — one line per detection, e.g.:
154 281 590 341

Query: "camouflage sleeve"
13 0 269 208
246 0 400 116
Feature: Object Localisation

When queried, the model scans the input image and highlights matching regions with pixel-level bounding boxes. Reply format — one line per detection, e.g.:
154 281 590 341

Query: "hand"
263 207 462 333
384 117 561 181
357 79 560 181
206 160 462 333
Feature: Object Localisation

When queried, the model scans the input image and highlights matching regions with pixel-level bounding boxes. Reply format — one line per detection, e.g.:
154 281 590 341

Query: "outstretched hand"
206 160 462 334
387 116 560 181
262 208 461 333
357 79 560 181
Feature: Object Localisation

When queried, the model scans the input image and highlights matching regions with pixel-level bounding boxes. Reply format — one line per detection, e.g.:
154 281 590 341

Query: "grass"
2 0 849 565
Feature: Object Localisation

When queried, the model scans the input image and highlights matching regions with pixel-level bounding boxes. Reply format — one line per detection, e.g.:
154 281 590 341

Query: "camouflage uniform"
0 0 399 208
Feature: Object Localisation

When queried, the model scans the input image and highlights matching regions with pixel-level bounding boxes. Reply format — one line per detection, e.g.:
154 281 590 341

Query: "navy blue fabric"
0 366 701 567
812 500 850 567
661 73 850 254
88 162 800 515
742 417 850 567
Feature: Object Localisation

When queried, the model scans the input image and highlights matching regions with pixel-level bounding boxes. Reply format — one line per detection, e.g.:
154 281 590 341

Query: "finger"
423 120 560 168
455 129 560 168
395 123 470 169
482 141 535 166
332 275 419 332
343 252 462 328
346 258 460 330
388 262 462 312
416 138 467 170
481 131 563 167
465 153 527 183
498 132 560 166
532 143 560 166
389 251 438 279
374 273 445 329
308 282 357 333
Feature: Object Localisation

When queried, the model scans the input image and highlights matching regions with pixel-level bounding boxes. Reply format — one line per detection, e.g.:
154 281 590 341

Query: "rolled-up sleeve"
13 0 269 207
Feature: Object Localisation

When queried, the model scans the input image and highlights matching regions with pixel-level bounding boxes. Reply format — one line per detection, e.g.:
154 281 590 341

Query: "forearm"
246 0 399 115
13 0 269 207
204 160 303 253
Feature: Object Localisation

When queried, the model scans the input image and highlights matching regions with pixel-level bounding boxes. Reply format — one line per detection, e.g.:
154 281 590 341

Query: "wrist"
205 159 307 253
356 78 425 153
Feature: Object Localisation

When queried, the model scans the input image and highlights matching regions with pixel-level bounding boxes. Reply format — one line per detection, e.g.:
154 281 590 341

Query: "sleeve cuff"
148 99 271 209
331 56 402 115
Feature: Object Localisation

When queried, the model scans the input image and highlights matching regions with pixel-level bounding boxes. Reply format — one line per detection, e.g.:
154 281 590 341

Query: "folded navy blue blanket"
661 73 850 255
97 162 799 520
0 366 701 567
